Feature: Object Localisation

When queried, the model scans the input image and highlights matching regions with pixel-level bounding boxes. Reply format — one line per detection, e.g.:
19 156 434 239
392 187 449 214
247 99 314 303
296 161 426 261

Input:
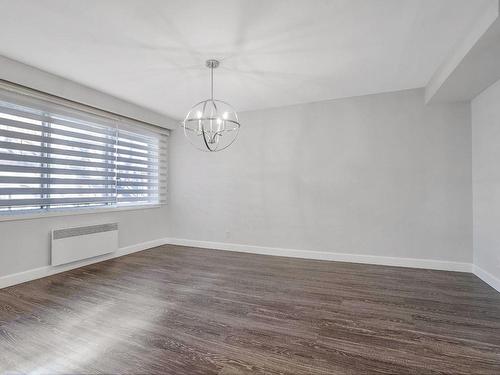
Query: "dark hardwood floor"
1 245 500 374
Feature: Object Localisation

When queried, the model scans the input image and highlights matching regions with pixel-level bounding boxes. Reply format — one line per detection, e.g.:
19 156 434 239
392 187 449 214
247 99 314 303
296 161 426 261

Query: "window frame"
0 82 168 221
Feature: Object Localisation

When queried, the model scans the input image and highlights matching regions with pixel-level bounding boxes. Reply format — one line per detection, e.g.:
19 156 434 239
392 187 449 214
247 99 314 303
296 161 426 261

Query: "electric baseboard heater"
51 223 118 266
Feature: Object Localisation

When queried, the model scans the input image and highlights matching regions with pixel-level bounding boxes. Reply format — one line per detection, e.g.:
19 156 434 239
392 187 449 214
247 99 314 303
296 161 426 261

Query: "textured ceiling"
0 0 494 119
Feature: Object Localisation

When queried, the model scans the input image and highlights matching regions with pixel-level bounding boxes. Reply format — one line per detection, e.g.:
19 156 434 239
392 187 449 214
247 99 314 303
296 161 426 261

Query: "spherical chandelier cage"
182 59 241 152
183 99 240 152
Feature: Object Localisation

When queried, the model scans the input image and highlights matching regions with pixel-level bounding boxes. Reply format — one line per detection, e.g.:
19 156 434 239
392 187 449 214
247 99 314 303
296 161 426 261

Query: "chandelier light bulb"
182 59 241 152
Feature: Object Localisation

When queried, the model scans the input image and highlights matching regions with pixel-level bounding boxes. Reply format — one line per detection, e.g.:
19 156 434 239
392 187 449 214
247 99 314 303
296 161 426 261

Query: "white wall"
168 89 473 265
0 207 169 278
472 78 500 288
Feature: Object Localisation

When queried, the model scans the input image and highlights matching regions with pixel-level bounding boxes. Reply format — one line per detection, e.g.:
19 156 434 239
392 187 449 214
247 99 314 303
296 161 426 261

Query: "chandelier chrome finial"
182 59 241 152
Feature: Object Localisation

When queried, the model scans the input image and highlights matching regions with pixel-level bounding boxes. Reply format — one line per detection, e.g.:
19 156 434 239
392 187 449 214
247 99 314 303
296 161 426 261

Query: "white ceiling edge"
427 17 500 103
425 0 500 103
0 55 177 130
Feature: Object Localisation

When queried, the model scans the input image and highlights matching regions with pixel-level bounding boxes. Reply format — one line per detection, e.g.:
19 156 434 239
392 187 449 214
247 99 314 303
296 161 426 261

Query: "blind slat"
0 105 116 137
117 196 159 202
117 180 166 187
0 117 117 146
0 197 115 207
0 176 116 185
0 187 116 195
0 164 116 177
0 129 116 153
0 152 158 171
0 141 117 161
0 139 158 161
0 152 116 169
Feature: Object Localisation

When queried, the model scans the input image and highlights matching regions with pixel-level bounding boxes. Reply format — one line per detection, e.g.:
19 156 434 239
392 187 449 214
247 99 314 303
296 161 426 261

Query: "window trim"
0 202 163 223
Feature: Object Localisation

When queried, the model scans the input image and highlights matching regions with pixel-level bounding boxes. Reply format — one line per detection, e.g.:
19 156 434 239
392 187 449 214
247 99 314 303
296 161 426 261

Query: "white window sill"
0 204 164 223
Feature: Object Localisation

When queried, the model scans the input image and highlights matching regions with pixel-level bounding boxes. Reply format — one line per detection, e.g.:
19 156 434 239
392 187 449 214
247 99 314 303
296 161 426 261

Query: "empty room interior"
1 0 500 373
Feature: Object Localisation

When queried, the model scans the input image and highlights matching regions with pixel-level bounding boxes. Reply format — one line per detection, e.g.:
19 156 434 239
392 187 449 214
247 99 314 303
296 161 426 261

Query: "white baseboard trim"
0 238 169 289
473 265 500 293
164 238 473 273
0 237 486 291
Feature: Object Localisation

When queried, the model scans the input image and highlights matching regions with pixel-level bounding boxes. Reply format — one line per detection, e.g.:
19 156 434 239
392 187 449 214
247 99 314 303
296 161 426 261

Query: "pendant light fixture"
182 59 241 152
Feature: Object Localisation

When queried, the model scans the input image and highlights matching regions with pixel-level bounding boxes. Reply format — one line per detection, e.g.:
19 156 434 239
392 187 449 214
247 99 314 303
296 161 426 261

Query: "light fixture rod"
206 59 219 100
210 64 214 100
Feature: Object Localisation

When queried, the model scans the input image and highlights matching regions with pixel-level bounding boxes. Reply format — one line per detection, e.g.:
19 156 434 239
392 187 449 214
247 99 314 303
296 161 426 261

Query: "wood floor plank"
1 244 500 374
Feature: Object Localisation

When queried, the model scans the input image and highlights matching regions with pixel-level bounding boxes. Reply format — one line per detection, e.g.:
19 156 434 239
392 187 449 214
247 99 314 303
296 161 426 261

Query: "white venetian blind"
116 123 167 206
0 82 168 214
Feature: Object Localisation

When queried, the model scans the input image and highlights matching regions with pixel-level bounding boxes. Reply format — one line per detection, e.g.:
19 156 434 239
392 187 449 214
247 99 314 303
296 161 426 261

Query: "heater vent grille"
53 223 118 240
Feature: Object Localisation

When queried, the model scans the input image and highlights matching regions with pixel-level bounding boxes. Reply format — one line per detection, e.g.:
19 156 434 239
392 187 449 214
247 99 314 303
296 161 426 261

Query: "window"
0 84 168 216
